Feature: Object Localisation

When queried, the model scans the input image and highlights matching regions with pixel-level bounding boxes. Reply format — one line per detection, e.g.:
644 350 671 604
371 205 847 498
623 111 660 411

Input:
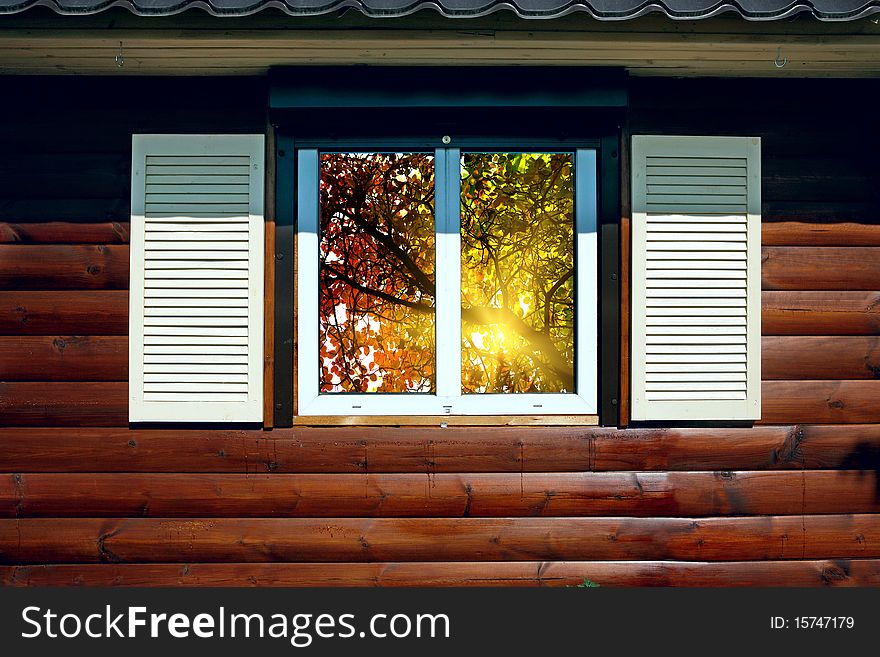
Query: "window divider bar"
435 147 462 401
296 149 321 413
576 148 599 414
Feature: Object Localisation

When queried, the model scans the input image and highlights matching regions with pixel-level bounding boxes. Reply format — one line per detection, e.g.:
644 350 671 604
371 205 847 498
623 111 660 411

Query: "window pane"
319 153 435 393
460 153 575 394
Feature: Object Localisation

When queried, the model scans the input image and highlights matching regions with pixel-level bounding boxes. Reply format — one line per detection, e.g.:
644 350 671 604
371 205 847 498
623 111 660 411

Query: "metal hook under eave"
115 41 125 68
774 47 788 69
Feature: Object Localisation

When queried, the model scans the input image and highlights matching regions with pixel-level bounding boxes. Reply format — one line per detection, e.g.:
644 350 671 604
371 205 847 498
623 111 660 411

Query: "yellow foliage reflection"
461 153 575 393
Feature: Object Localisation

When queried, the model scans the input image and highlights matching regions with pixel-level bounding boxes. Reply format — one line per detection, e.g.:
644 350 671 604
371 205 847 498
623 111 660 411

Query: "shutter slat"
145 232 249 241
142 288 249 298
145 222 249 231
145 354 249 363
143 316 249 326
145 364 249 373
632 135 760 421
648 391 748 401
144 374 249 384
130 134 264 423
144 242 250 251
646 316 747 325
645 373 747 382
646 362 746 371
144 345 249 355
144 393 249 402
145 307 249 317
146 298 248 307
145 261 249 270
145 251 249 260
645 345 746 354
646 288 747 298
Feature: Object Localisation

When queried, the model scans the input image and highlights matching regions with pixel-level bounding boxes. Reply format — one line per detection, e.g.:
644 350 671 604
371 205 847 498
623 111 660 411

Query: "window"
296 146 598 416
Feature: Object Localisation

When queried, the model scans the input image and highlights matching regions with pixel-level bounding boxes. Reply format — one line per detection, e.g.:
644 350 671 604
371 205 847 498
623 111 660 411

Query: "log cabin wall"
1 75 879 586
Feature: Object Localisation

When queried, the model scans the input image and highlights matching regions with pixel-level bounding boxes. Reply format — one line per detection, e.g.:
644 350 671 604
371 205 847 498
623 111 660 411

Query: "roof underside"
0 0 878 21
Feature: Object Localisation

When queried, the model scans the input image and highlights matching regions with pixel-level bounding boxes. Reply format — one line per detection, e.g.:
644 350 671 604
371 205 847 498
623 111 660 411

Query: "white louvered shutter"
129 135 265 422
631 136 760 421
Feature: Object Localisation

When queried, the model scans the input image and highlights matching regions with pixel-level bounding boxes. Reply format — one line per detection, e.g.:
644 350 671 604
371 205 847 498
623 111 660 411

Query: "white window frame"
296 147 598 416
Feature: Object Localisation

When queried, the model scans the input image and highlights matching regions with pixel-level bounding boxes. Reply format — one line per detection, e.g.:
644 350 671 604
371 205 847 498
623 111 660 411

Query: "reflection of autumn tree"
320 153 436 393
319 152 574 395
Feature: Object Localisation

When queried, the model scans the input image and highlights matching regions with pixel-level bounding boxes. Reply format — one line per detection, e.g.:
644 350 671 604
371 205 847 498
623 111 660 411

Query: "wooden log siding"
2 471 880 518
3 561 880 588
1 77 880 586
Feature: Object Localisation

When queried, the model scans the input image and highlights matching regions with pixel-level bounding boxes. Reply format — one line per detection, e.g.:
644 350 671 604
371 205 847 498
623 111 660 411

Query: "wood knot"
87 265 102 276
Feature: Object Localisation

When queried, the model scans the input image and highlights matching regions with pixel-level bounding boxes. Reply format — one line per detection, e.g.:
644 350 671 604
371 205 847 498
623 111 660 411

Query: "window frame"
274 132 621 427
295 144 598 416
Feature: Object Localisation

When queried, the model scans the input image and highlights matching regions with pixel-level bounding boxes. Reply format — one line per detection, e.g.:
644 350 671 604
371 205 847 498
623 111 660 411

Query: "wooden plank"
2 515 879 563
761 158 874 203
0 291 128 335
762 222 880 247
0 154 129 200
762 201 879 224
0 382 127 427
762 247 880 290
4 559 880 587
0 221 131 244
763 336 880 380
619 124 631 426
0 336 127 381
0 198 130 222
761 381 880 424
263 122 276 429
1 425 879 473
761 291 880 335
0 245 129 290
1 471 877 518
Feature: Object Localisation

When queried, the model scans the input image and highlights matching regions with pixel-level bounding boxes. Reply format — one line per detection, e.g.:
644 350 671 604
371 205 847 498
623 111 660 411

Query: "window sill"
291 415 600 427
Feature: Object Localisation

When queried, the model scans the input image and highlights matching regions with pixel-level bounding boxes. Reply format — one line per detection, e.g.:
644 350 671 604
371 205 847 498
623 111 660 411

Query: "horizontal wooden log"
761 381 880 424
17 381 869 428
0 198 129 222
0 291 128 335
4 559 880 587
761 201 878 224
0 245 128 289
0 382 127 427
763 222 880 247
762 247 880 291
763 337 880 380
0 153 129 200
1 471 877 518
0 425 878 473
0 221 130 244
760 159 875 203
0 336 128 381
0 335 128 382
761 291 880 335
2 515 879 563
